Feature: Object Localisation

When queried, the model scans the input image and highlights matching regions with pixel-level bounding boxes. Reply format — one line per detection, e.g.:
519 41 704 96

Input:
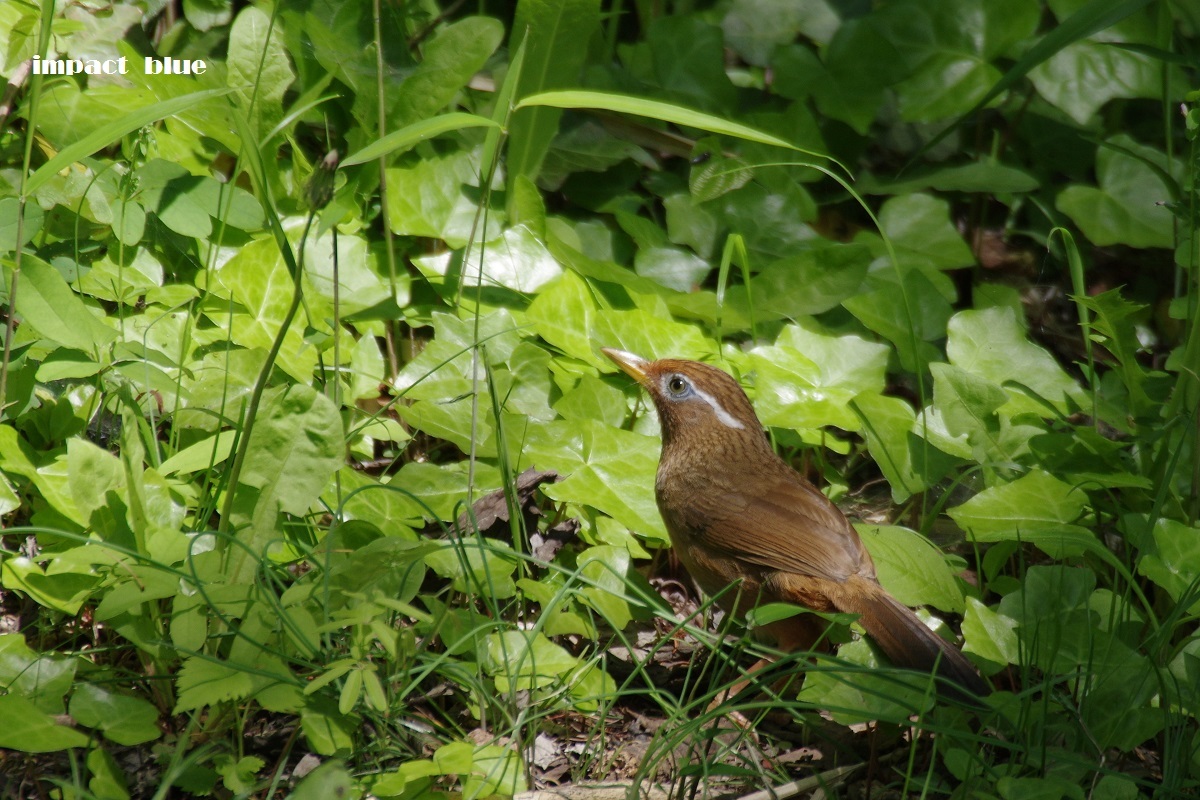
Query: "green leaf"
1137 518 1200 605
961 597 1019 669
25 89 232 195
946 306 1086 417
998 776 1086 800
948 469 1094 556
1056 135 1175 248
202 237 317 382
749 321 888 436
592 307 716 364
578 545 634 630
69 683 161 745
5 254 117 352
748 242 872 318
526 271 603 367
857 525 965 612
290 760 354 800
159 430 239 476
843 268 950 373
227 5 295 138
507 0 602 183
174 657 256 713
1029 4 1161 125
930 362 1006 459
853 393 956 502
525 420 668 543
0 694 89 752
425 539 520 599
722 0 809 66
394 18 504 129
240 384 343 516
860 162 1040 195
0 634 77 714
384 148 501 248
880 193 975 270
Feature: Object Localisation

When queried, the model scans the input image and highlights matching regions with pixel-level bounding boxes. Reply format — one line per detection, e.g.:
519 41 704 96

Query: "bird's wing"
685 471 874 584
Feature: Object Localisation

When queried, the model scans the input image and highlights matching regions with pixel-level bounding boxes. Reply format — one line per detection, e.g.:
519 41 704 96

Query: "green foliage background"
0 0 1198 797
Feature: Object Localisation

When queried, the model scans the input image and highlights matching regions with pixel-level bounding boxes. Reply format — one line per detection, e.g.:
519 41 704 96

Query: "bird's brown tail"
842 584 989 702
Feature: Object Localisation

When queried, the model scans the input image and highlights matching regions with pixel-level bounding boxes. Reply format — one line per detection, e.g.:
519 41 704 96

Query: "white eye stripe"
691 385 745 430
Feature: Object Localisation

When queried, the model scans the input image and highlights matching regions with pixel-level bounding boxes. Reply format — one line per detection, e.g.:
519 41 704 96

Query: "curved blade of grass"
24 88 232 195
516 90 846 176
340 112 501 166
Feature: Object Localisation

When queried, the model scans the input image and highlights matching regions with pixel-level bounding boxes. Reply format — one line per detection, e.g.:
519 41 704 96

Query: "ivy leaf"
946 306 1086 417
857 525 965 612
1056 135 1175 248
948 469 1095 557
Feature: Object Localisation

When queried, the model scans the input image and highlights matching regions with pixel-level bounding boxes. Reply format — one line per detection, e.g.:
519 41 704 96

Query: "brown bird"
603 348 988 701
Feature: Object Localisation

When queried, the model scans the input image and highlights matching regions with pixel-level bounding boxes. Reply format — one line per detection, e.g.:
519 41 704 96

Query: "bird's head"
602 349 767 452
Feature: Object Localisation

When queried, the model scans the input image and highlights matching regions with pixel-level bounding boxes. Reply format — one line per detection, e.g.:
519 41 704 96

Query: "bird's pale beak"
601 348 650 385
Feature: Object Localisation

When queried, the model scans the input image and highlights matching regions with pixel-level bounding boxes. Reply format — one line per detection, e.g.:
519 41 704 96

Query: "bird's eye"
667 375 689 395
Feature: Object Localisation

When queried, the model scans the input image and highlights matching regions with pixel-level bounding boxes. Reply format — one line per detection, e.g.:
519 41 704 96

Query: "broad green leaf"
853 393 956 502
394 17 504 129
882 0 1038 123
843 267 950 373
578 545 634 630
174 657 256 713
416 225 562 294
507 0 602 183
961 597 1019 669
879 194 975 271
722 0 809 66
857 525 965 612
592 308 716 364
526 271 604 367
385 461 502 523
2 554 100 615
5 254 117 352
998 776 1086 800
69 683 161 745
799 638 932 724
0 694 90 752
227 5 295 138
1137 518 1200 605
1029 5 1161 125
67 438 124 527
25 88 232 195
524 420 667 543
240 384 343 516
159 430 239 476
202 237 317 382
948 469 1094 556
860 162 1040 195
930 362 1006 460
290 760 354 800
1056 135 1175 248
0 634 77 714
946 306 1086 416
644 17 737 113
135 159 263 238
554 374 627 428
384 148 502 248
748 242 872 318
425 539 520 599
